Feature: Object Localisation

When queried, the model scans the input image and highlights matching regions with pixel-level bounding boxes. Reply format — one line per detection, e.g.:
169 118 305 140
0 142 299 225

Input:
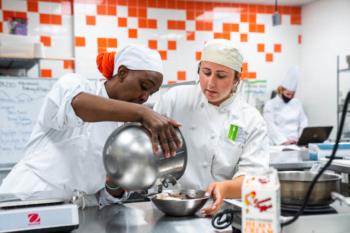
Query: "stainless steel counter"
73 201 230 233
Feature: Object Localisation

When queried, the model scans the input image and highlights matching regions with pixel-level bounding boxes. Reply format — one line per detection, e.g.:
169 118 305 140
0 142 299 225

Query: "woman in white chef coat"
154 39 269 215
0 44 181 204
263 66 308 145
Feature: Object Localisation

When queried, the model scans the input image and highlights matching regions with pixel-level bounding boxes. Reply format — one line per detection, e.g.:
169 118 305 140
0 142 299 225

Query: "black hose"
212 208 241 230
281 91 350 227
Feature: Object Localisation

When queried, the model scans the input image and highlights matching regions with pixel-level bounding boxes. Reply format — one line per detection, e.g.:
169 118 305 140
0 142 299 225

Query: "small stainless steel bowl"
151 189 209 217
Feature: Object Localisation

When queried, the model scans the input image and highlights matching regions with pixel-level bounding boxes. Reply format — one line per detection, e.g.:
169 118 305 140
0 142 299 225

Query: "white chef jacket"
263 95 308 145
0 74 121 200
154 84 269 190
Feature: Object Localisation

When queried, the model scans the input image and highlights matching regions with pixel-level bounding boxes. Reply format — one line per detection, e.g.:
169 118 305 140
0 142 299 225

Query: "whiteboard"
0 77 56 164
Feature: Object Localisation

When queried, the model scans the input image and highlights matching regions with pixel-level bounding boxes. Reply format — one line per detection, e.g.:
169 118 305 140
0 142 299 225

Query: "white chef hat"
201 39 243 72
281 65 300 91
112 44 163 76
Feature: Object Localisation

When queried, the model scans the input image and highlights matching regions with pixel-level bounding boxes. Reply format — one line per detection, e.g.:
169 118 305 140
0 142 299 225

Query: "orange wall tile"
168 40 177 50
266 53 273 62
118 17 127 27
128 7 137 17
27 1 38 12
168 20 186 30
75 36 86 47
249 14 256 24
40 14 62 25
177 71 186 80
223 23 239 32
148 40 158 49
291 15 301 25
64 60 74 69
187 31 195 41
195 51 201 61
97 38 107 47
214 32 231 40
40 36 51 47
40 69 52 78
195 21 213 31
240 14 248 23
3 11 27 20
108 38 117 48
128 29 138 38
274 44 282 53
97 4 116 16
257 44 265 52
86 15 96 25
240 33 248 42
159 50 167 60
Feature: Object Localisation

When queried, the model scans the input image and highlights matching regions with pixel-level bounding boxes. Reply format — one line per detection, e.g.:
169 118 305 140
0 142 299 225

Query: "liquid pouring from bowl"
103 123 187 191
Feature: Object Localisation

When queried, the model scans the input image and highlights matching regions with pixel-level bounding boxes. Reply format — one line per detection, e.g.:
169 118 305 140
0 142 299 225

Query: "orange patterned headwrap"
96 52 116 80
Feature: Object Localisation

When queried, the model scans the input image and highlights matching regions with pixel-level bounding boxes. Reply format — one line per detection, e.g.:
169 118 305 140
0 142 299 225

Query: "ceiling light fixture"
272 0 281 26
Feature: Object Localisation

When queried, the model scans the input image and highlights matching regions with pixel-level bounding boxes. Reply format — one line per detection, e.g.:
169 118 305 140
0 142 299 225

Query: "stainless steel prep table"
269 150 316 170
72 201 230 233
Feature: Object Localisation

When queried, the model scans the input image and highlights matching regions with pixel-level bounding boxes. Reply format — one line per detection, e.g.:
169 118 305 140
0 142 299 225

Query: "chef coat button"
200 103 205 108
210 135 215 139
203 162 208 168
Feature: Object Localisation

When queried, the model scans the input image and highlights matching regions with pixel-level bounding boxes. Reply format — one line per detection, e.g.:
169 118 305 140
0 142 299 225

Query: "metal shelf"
337 56 350 136
0 57 39 70
0 56 75 77
339 68 350 73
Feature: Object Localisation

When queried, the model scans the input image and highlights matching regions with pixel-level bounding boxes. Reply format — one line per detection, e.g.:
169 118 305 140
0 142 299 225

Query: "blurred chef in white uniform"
0 44 181 205
263 66 308 145
154 39 269 215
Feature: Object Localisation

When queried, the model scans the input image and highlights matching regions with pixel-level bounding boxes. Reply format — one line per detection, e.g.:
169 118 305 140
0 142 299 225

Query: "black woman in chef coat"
0 44 181 206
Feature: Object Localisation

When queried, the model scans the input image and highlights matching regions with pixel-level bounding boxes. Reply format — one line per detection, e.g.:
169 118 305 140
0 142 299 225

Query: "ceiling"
188 0 319 6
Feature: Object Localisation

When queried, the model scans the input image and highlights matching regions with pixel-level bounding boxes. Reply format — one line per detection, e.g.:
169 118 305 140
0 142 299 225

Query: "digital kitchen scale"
0 194 79 233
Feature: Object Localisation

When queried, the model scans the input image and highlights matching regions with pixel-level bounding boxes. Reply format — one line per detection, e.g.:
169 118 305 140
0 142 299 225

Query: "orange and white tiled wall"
0 0 302 88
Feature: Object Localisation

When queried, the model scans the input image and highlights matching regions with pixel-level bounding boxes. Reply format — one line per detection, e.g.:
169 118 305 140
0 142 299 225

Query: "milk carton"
242 168 280 233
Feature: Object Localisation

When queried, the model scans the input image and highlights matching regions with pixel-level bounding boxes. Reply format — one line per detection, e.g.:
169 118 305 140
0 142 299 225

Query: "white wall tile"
148 9 186 21
2 0 26 12
117 6 128 17
239 23 249 33
74 3 96 15
186 20 195 31
127 17 137 28
26 13 39 36
39 2 62 15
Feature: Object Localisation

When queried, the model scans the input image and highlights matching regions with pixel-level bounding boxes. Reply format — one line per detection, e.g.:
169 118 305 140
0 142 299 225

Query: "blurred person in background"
263 66 308 145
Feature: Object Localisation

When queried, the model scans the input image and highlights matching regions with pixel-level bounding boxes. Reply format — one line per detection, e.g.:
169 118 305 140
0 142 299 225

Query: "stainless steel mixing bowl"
103 123 187 190
151 190 209 217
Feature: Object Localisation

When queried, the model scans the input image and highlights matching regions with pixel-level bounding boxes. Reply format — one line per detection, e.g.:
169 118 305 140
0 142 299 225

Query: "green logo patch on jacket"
228 124 239 141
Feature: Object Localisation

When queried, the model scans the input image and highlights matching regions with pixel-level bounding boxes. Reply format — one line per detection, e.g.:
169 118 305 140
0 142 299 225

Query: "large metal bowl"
279 171 341 206
103 123 187 190
151 190 209 217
